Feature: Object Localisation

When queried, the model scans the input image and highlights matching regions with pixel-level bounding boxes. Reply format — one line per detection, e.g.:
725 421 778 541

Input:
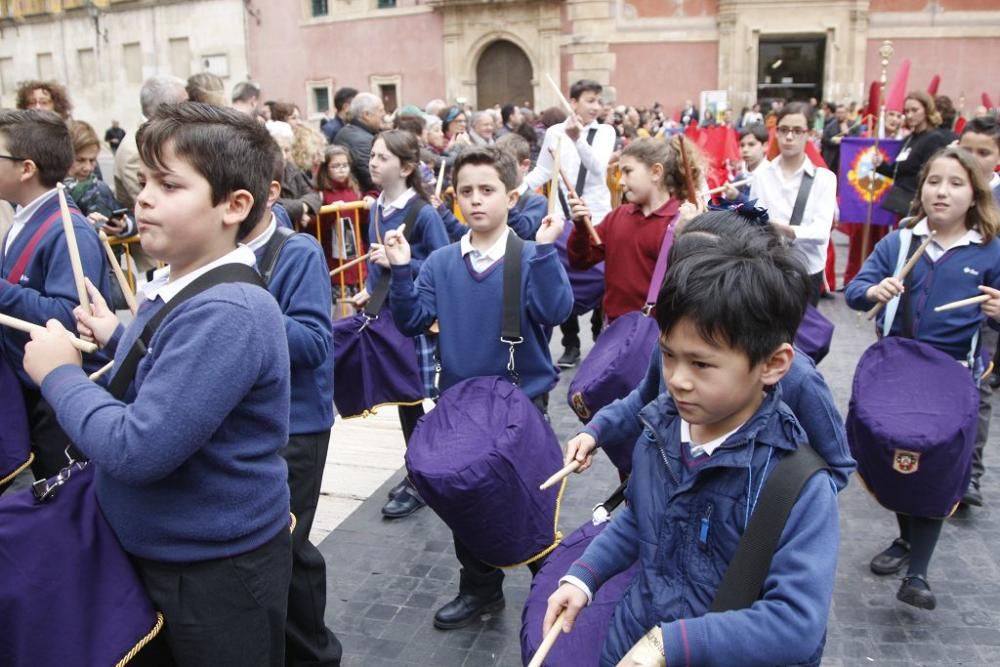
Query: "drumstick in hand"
0 313 98 353
539 461 580 491
866 232 936 320
89 360 114 381
548 147 602 246
528 610 567 667
934 294 990 312
329 221 407 277
56 183 90 311
98 230 138 314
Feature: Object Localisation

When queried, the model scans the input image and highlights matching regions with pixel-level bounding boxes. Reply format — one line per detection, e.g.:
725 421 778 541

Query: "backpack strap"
500 232 525 383
788 170 815 227
258 226 295 286
644 222 676 308
709 444 828 613
365 200 427 316
107 264 265 400
882 225 916 338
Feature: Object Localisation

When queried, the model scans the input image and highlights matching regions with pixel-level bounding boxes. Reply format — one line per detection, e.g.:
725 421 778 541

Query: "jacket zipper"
639 414 679 486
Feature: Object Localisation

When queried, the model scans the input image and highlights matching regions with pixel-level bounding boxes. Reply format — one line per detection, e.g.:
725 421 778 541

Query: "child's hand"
565 432 597 473
675 200 703 234
381 227 412 266
979 285 1000 320
429 194 443 210
75 278 120 347
535 214 565 245
542 583 589 636
88 212 108 227
568 191 591 223
866 277 904 304
616 626 666 667
368 243 390 268
351 288 370 308
721 182 740 200
24 319 82 385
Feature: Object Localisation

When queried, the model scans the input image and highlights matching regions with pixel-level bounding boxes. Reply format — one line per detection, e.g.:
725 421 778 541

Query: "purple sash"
567 224 674 421
406 376 565 567
794 304 835 364
521 522 639 665
0 354 30 486
0 463 162 665
847 337 978 517
555 224 605 316
332 310 425 418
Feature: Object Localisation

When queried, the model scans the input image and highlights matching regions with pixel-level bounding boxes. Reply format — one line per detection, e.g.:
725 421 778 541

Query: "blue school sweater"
364 199 449 295
436 192 548 242
389 240 573 400
253 231 334 435
845 227 1000 360
40 282 291 562
0 191 112 386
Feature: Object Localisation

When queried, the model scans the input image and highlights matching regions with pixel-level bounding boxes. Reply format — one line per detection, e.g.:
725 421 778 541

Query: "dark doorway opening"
476 40 534 109
757 35 825 108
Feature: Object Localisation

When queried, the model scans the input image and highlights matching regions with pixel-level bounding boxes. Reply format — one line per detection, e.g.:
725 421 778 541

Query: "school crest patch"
570 392 591 421
892 449 920 474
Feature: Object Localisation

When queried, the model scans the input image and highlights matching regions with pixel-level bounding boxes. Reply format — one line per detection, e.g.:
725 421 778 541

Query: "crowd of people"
0 67 998 667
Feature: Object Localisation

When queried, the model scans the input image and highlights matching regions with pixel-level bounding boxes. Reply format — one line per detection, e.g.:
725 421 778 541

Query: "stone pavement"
318 288 1000 665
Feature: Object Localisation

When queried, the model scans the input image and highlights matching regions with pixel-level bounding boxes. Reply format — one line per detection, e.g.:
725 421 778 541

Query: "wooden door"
476 40 534 109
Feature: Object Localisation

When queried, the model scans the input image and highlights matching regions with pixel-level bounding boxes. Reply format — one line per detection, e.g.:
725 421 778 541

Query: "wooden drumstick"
528 610 567 667
88 360 114 381
0 313 98 353
329 221 407 277
545 74 576 117
934 294 990 313
539 460 580 491
548 147 602 247
866 232 936 320
700 178 751 197
548 135 562 219
56 183 91 311
435 160 447 199
98 231 138 314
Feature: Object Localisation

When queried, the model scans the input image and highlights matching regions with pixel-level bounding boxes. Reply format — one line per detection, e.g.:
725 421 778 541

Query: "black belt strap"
710 444 828 612
788 170 815 227
501 232 524 383
557 127 597 219
366 200 426 316
107 264 265 400
258 226 295 286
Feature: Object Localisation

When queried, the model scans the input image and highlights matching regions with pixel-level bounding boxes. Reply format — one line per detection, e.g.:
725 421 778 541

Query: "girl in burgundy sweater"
315 145 369 289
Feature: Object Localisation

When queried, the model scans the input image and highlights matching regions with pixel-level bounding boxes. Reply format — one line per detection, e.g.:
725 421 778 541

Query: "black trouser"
454 393 549 595
133 528 292 667
22 387 82 481
559 305 603 350
282 431 342 666
970 382 992 487
807 271 825 307
398 403 425 444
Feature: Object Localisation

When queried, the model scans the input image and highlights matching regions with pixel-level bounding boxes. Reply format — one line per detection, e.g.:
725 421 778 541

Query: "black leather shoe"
961 482 983 508
897 574 936 610
989 372 1000 390
557 347 581 369
870 538 910 575
387 479 408 499
381 484 425 519
433 590 505 630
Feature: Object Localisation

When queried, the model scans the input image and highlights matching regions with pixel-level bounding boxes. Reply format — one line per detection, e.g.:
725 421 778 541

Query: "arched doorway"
476 40 534 109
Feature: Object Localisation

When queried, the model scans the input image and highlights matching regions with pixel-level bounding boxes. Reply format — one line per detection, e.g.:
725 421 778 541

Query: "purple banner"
838 137 903 226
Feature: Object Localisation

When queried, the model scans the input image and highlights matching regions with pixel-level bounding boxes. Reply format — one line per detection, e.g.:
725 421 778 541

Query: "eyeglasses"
0 154 25 162
776 126 808 137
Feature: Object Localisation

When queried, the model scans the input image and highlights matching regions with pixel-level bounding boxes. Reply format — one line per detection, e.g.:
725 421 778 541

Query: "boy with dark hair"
243 139 341 665
544 236 839 666
376 145 573 629
525 78 616 368
960 116 1000 206
323 86 358 143
0 109 112 480
22 102 293 665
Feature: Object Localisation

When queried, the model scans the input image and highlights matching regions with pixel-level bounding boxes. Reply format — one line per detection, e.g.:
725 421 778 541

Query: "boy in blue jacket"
23 103 292 666
544 235 839 666
0 109 112 480
377 145 573 629
243 142 341 665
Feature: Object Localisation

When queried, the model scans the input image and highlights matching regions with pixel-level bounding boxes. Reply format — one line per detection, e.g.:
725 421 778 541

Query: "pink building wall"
610 42 719 107
247 5 446 115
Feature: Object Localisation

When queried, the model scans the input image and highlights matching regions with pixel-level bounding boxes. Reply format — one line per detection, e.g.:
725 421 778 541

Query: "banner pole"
863 40 894 261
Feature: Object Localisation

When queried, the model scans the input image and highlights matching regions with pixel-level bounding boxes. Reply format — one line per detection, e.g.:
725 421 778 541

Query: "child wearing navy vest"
23 103 292 665
244 141 341 665
378 146 573 630
0 109 112 481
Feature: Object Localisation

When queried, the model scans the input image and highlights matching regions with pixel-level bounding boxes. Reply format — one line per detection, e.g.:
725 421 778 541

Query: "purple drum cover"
795 305 835 364
555 224 605 316
567 312 659 424
0 353 30 483
0 464 160 666
406 376 564 567
521 522 639 666
332 310 425 418
847 337 978 517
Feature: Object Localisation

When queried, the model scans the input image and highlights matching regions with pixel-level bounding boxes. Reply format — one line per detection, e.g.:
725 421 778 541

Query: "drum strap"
107 264 265 400
644 222 676 308
788 170 815 227
258 226 295 286
501 232 525 383
710 443 828 612
365 200 426 316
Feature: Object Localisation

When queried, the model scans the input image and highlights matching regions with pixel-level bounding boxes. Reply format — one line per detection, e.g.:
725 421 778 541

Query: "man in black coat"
333 92 385 192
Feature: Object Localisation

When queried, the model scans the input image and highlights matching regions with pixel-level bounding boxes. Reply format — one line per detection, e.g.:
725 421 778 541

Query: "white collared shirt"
680 419 745 458
750 156 838 274
378 188 416 218
911 218 983 262
523 120 616 224
245 214 277 253
140 245 257 304
460 227 509 273
4 188 58 253
990 172 999 192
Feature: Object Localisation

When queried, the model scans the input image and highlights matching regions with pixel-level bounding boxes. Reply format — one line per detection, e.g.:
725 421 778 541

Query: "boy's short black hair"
738 123 769 145
137 102 274 241
0 109 73 188
962 116 1000 148
334 87 358 112
570 79 603 101
656 232 809 367
776 102 813 127
452 145 519 192
501 103 517 126
668 211 783 266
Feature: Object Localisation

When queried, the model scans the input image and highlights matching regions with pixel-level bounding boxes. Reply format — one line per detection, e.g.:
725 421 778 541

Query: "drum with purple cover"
406 376 566 567
0 462 164 665
846 336 978 518
795 304 835 364
0 353 31 489
521 522 639 666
